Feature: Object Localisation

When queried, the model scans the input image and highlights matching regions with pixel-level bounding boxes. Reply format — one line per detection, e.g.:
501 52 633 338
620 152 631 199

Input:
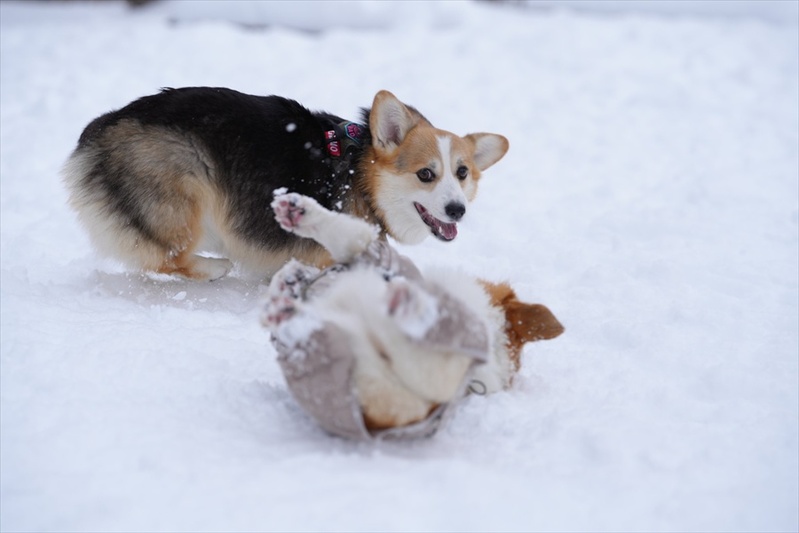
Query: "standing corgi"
62 88 509 280
263 192 563 439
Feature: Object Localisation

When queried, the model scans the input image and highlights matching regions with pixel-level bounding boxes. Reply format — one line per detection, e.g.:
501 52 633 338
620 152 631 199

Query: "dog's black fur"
76 87 372 251
64 87 507 280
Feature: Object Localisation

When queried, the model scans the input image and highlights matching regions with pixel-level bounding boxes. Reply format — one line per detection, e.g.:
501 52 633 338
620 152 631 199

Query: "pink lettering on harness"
346 123 363 140
325 129 342 157
327 140 341 157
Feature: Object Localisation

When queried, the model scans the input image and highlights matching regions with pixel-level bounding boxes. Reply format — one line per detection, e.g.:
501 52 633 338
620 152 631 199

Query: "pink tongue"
415 202 458 241
438 221 457 240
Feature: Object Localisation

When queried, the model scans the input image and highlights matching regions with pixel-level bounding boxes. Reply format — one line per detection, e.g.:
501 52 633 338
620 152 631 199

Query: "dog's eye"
456 166 469 180
416 168 435 183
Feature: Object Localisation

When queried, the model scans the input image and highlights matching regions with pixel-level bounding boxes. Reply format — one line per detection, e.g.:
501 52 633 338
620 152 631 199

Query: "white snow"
1 1 797 531
524 0 799 25
388 280 440 340
275 312 325 356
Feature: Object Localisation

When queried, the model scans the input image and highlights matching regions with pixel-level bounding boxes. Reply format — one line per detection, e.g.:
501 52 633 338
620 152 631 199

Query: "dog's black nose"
445 202 465 221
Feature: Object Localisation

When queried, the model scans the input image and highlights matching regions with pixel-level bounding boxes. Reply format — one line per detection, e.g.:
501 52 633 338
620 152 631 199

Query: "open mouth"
414 202 457 242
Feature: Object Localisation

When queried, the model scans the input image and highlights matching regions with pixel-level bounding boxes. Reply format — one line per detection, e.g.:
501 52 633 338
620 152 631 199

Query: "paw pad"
271 192 307 230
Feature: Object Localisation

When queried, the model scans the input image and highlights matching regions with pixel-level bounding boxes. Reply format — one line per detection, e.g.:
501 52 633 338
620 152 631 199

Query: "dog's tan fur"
64 88 509 280
479 280 565 380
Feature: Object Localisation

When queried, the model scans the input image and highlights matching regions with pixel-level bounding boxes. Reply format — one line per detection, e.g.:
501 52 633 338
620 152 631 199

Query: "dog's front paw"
270 259 318 299
261 294 298 329
271 192 307 231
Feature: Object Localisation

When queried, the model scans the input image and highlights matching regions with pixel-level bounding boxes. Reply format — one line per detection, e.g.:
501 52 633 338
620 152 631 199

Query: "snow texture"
1 1 797 531
275 312 325 359
389 280 440 340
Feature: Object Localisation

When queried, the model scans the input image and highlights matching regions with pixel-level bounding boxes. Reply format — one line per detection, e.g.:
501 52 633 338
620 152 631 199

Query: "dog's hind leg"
271 192 378 263
133 188 232 282
126 204 232 281
157 254 233 282
95 173 233 282
149 191 233 281
64 122 235 281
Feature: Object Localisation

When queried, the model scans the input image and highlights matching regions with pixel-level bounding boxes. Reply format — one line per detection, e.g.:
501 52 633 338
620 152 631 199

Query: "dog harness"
323 121 366 177
271 241 490 441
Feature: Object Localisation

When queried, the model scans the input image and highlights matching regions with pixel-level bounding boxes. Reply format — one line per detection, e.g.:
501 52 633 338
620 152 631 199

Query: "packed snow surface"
1 1 797 531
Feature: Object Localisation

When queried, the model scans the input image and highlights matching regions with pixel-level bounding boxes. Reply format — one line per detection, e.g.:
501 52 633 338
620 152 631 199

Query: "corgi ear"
506 302 564 343
465 133 509 171
370 90 418 152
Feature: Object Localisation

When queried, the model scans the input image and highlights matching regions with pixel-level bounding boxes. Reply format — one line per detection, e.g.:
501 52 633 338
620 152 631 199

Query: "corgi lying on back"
262 192 563 440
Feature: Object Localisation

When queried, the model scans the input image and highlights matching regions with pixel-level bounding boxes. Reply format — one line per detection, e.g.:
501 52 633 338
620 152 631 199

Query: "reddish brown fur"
352 90 507 244
363 403 440 431
480 280 564 373
155 194 204 279
65 89 509 281
348 94 434 231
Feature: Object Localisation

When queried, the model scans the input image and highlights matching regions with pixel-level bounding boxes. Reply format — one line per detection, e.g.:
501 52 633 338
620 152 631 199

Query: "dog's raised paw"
271 192 307 231
261 294 297 329
269 258 318 299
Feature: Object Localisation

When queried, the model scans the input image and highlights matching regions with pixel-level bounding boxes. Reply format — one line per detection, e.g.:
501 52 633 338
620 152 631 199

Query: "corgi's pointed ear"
465 133 509 171
370 90 418 152
507 302 564 343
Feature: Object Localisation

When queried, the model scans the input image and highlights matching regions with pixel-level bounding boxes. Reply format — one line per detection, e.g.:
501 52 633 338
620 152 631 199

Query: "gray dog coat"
270 240 489 440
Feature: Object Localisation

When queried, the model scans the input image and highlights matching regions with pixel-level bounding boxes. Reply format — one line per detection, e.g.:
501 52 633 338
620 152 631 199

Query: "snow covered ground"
1 1 797 531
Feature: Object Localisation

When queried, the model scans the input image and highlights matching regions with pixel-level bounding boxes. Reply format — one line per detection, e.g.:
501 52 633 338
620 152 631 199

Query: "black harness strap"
324 121 366 176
